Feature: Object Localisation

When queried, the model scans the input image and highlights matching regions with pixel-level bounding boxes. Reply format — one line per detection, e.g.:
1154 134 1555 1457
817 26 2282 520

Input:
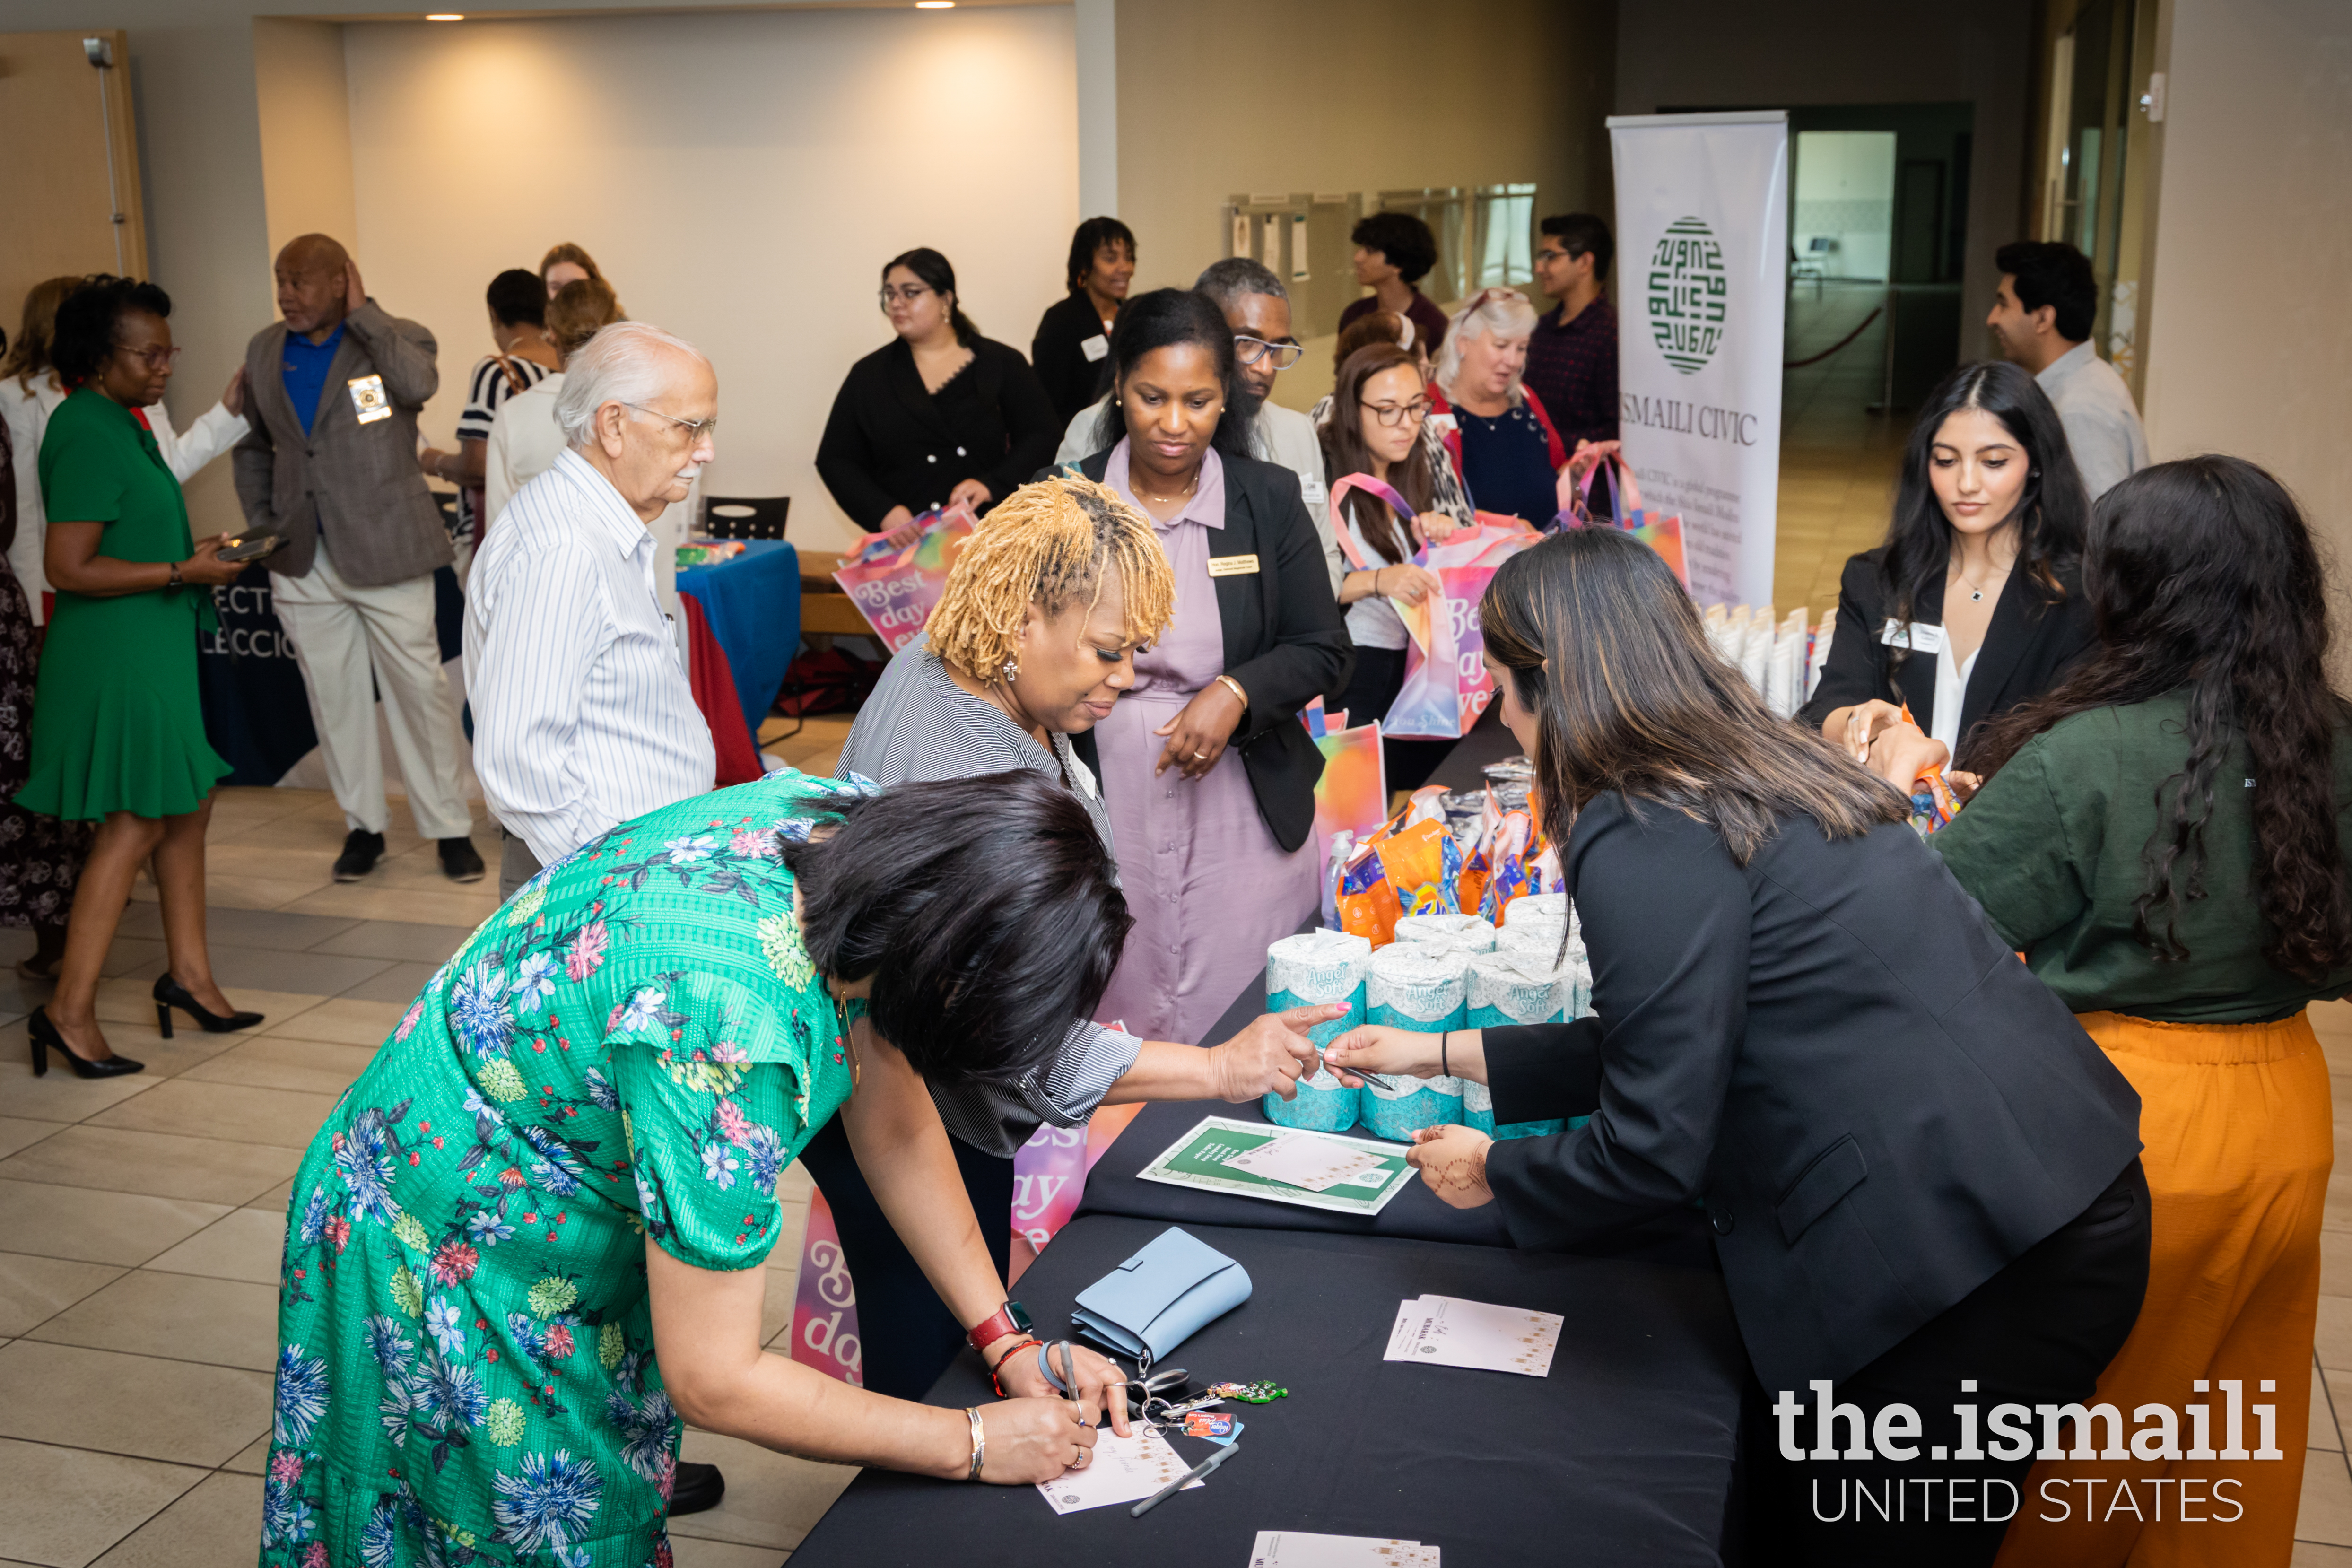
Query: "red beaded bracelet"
986 1335 1044 1399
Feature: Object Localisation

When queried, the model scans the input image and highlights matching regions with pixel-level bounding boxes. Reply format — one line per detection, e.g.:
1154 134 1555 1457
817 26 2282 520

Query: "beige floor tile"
187 875 335 912
2295 1541 2352 1564
2330 1231 2352 1298
85 1079 339 1152
242 1179 295 1214
0 1119 58 1161
260 996 407 1048
0 1180 232 1267
0 1341 270 1466
81 1022 246 1082
307 920 479 964
26 1269 279 1372
2324 1298 2352 1373
284 883 497 928
2320 1364 2344 1453
87 1469 261 1568
142 1207 284 1285
2303 1444 2352 1547
220 1432 271 1475
179 1036 377 1098
0 1126 298 1206
670 1429 858 1550
0 1437 207 1568
0 1045 161 1126
0 1253 127 1338
671 1537 792 1568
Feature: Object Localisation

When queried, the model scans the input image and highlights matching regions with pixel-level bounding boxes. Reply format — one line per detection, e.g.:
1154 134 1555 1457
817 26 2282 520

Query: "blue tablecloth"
676 539 800 740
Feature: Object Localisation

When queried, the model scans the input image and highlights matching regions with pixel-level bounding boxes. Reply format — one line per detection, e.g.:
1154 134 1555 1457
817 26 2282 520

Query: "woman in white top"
1801 360 2098 774
1316 342 1474 792
1 277 247 623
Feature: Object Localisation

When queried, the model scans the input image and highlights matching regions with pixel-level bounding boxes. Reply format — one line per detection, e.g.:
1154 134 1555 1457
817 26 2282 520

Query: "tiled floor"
0 715 859 1568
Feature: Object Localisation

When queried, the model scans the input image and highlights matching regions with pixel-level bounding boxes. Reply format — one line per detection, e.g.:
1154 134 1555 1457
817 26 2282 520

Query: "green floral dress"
261 770 865 1568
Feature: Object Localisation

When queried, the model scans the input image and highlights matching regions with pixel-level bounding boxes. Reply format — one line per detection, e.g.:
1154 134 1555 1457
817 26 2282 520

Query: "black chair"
702 495 790 540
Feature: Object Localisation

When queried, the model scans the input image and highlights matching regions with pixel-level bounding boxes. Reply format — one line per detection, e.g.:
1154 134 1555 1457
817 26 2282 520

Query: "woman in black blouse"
1799 361 2096 771
816 249 1057 538
1030 217 1135 425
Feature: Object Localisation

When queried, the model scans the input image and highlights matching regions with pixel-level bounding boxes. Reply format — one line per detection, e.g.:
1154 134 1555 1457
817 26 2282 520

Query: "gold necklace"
1134 472 1200 506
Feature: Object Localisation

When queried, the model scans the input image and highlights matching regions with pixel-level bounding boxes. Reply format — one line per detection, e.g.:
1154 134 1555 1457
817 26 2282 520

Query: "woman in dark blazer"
1030 217 1135 425
1059 288 1350 1047
1800 361 2095 772
1330 527 2150 1567
815 248 1057 535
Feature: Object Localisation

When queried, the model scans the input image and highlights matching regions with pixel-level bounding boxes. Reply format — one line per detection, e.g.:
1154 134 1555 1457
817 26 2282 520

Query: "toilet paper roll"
1264 930 1372 1131
1359 1070 1467 1141
1503 892 1569 928
1392 913 1497 954
1494 921 1572 972
1366 945 1470 1031
1464 951 1569 1140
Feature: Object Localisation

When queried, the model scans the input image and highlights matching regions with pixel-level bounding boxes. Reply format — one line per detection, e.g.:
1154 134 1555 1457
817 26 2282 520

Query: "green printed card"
1137 1116 1415 1215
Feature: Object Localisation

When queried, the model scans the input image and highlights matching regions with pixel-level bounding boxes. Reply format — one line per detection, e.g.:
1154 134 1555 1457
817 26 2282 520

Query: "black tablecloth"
788 1215 1746 1566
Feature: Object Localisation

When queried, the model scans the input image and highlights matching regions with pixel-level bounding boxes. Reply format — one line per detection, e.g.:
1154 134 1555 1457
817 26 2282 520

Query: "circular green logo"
1646 216 1727 375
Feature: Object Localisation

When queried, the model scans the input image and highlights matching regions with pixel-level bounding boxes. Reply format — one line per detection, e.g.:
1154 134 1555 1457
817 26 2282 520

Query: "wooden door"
0 29 147 337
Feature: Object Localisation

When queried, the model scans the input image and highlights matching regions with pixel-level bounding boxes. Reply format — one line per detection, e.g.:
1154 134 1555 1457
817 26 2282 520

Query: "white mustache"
673 463 705 483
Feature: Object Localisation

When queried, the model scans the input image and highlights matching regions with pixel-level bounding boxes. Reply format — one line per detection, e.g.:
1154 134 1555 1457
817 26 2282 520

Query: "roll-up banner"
1608 111 1789 608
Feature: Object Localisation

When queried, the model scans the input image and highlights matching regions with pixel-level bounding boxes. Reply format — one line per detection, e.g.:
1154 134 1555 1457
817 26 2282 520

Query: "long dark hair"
1879 361 2090 691
779 772 1130 1087
884 247 979 346
1089 287 1256 459
1481 529 1908 863
1320 343 1433 566
51 275 171 386
1967 457 2352 980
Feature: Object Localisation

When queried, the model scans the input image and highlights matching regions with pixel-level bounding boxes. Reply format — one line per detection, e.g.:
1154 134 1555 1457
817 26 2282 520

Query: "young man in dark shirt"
1524 213 1617 452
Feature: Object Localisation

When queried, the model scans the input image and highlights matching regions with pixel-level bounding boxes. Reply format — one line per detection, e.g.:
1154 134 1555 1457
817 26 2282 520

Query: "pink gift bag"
787 1189 864 1386
830 500 978 654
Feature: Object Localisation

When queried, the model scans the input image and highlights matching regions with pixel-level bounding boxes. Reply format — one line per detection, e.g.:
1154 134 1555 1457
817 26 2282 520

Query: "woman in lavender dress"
1067 289 1350 1045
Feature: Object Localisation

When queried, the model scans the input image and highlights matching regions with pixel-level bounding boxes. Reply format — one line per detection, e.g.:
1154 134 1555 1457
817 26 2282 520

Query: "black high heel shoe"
29 1007 142 1079
152 975 264 1038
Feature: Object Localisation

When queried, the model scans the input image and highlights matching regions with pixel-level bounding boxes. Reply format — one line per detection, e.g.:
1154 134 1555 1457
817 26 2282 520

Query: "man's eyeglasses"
1234 335 1304 370
878 284 935 308
1359 397 1432 427
113 343 182 371
623 402 718 441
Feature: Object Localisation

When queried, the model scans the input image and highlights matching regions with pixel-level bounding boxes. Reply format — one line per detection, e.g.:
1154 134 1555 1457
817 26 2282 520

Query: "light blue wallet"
1069 1227 1253 1368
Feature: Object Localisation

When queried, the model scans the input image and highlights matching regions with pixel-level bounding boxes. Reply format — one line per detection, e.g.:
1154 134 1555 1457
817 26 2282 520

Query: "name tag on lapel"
1298 472 1327 506
347 375 391 424
1207 553 1261 578
1879 618 1946 653
1080 334 1110 363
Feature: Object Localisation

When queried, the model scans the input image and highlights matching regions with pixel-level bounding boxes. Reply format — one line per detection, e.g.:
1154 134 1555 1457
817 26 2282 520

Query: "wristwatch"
967 1300 1033 1356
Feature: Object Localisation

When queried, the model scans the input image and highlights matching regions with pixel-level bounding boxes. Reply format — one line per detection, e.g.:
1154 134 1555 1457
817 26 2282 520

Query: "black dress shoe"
333 829 387 882
152 975 265 1038
439 836 486 883
670 1460 725 1516
28 1007 142 1079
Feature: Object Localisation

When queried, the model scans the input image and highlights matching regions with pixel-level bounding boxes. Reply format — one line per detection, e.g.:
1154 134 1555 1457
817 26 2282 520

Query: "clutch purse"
1070 1227 1252 1368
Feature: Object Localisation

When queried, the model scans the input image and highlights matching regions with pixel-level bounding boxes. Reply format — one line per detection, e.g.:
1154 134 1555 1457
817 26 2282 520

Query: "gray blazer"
233 301 450 587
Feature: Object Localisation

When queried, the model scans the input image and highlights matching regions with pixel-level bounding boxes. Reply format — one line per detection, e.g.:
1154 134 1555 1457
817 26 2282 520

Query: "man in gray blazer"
234 234 482 883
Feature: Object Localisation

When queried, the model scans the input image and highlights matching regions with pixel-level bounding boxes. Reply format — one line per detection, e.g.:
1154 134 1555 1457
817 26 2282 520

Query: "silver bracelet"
965 1405 986 1482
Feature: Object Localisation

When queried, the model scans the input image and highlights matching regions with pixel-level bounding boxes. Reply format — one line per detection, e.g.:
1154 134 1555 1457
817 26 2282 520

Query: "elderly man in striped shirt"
464 321 719 901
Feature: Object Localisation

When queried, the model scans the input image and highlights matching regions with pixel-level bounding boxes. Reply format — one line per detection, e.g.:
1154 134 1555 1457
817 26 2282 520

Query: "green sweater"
1933 691 2352 1023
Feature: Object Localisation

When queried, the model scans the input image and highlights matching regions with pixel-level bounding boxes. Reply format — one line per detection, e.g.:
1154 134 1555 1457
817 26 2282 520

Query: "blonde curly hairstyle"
927 475 1175 683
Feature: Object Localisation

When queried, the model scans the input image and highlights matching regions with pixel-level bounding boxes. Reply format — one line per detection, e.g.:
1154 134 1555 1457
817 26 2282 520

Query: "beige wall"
1110 0 1614 411
341 7 1078 553
2139 0 2352 556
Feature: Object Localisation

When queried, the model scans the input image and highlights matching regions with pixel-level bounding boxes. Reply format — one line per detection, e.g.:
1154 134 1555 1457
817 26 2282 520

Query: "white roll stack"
1392 912 1497 954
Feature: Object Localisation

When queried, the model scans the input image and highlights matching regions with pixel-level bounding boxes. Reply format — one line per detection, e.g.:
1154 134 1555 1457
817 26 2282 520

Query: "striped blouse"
836 635 1141 1156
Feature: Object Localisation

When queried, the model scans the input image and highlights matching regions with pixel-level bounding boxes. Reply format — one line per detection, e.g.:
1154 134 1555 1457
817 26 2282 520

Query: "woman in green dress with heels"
260 768 1135 1566
17 276 256 1077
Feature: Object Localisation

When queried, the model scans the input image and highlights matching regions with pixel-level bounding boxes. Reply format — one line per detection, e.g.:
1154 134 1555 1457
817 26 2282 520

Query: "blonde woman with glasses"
1431 287 1571 525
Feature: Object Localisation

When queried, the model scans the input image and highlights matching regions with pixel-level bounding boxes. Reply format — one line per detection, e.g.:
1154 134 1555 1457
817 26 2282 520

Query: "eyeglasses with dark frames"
1358 397 1432 428
622 402 718 441
1233 335 1305 369
113 342 183 371
878 284 935 308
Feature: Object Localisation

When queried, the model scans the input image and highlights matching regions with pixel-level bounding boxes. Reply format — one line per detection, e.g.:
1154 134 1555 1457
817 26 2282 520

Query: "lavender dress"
1095 442 1320 1045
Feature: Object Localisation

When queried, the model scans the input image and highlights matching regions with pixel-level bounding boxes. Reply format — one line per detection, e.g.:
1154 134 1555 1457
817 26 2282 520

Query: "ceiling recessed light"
915 2 955 9
425 12 464 19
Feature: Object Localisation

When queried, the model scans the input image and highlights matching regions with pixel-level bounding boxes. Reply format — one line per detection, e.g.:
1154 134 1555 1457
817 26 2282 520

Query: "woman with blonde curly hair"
824 473 1335 1399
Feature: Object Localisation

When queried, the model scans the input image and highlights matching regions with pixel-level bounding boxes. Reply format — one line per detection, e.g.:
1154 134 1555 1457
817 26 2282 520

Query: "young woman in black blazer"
815 248 1057 536
1801 361 2096 771
1329 528 2150 1565
1030 217 1135 425
1062 288 1349 1046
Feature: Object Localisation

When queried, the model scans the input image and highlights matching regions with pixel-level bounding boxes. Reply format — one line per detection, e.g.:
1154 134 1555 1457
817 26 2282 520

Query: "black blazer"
1797 547 2097 758
1066 447 1352 854
1479 793 2142 1394
1031 292 1117 426
815 337 1057 531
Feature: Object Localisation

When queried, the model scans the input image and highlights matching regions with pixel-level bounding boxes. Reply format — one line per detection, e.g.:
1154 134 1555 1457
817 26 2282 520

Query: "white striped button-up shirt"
464 448 715 864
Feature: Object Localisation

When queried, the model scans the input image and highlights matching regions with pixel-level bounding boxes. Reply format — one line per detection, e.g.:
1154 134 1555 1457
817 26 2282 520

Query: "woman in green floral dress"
261 768 1134 1567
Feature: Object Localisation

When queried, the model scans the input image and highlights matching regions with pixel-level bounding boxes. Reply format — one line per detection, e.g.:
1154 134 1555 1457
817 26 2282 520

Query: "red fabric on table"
680 592 764 785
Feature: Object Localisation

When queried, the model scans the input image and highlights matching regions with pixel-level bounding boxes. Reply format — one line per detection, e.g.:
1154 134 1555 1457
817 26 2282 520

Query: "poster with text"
1609 110 1789 609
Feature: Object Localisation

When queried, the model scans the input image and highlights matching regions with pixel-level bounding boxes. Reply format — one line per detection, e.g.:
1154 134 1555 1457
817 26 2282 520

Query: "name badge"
1207 553 1261 578
1879 618 1946 653
1080 334 1110 363
348 374 391 425
1298 472 1328 505
1428 411 1459 436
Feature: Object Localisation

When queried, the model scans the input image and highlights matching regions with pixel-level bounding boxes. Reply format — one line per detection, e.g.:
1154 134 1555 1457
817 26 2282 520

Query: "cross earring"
1001 657 1020 683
